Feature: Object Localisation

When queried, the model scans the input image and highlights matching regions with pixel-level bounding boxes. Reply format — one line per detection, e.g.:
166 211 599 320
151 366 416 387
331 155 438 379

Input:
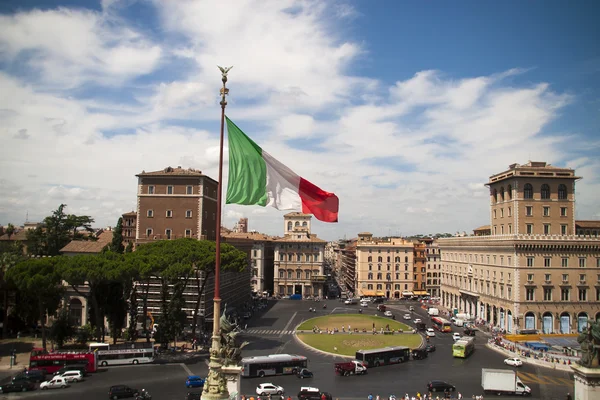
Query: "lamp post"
202 66 232 400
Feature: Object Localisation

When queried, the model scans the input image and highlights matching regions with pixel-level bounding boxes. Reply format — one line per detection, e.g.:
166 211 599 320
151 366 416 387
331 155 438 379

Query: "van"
454 319 464 327
427 308 439 316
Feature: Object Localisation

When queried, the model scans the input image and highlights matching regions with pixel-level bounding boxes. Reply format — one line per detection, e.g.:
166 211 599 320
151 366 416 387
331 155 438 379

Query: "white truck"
481 369 531 396
335 360 367 376
427 308 439 316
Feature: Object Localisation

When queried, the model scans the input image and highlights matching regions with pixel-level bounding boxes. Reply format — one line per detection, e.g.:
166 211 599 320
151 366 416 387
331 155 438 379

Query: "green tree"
5 223 15 240
49 308 75 348
26 226 46 256
0 252 24 338
124 242 133 253
6 258 63 350
108 218 125 254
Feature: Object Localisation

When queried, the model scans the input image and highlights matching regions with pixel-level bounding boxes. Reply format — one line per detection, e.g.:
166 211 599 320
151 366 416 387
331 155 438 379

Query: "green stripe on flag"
226 117 269 206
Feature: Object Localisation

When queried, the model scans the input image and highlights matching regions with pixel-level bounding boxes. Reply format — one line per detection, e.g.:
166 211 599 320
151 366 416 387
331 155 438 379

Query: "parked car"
59 370 83 383
40 376 68 390
256 383 284 396
296 368 313 379
0 380 35 393
413 318 422 324
452 332 462 341
426 380 456 393
425 344 436 352
504 357 524 367
426 328 436 337
384 311 393 317
108 385 139 399
54 364 88 377
185 376 205 388
14 369 47 383
403 314 411 320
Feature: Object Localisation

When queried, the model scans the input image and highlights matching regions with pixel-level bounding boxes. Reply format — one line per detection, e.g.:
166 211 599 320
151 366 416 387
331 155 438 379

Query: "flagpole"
202 66 232 400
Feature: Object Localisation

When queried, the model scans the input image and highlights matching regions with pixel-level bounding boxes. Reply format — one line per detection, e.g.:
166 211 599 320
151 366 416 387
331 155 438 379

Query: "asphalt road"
0 298 575 400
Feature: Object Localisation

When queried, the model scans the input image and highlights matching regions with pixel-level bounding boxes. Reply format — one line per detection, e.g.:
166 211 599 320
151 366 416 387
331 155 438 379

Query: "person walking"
457 393 463 399
368 394 374 400
566 393 572 400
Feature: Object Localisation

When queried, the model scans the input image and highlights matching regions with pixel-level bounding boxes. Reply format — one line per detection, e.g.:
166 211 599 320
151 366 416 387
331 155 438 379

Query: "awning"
402 291 414 297
360 290 376 296
413 290 430 295
375 291 385 296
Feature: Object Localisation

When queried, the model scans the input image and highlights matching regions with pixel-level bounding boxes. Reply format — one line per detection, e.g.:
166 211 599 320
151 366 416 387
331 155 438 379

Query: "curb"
485 343 572 372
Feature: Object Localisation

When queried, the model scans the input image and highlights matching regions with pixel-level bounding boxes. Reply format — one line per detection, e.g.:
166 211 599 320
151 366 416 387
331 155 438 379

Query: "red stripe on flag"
298 178 339 223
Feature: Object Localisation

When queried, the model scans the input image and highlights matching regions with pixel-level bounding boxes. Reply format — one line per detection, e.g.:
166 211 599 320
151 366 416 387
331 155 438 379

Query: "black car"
186 393 201 400
425 344 436 352
427 381 456 393
55 364 88 377
0 380 35 393
296 368 313 379
464 327 477 336
411 349 428 360
13 369 47 383
298 389 332 400
109 385 139 399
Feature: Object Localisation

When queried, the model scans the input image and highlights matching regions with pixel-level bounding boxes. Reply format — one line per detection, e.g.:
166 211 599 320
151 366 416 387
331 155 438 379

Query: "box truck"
481 369 531 396
427 308 439 316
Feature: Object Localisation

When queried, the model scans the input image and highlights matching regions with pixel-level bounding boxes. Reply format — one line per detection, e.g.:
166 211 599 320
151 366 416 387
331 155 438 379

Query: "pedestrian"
416 392 421 399
241 396 246 400
376 395 380 400
458 393 462 399
566 393 572 400
368 394 373 400
321 394 327 400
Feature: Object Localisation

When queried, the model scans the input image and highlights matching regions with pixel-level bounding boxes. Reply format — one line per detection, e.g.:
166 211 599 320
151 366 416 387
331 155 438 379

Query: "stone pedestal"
222 365 243 400
572 364 600 400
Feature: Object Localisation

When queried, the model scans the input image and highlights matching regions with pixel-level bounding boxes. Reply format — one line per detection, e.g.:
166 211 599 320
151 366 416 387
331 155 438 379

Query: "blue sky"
1 0 598 240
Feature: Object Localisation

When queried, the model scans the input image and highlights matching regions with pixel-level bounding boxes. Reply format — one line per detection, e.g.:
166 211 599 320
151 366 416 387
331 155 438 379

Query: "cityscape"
1 1 599 400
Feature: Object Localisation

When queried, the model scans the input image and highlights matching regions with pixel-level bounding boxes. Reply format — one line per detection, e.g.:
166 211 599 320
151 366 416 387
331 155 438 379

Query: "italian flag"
226 117 339 223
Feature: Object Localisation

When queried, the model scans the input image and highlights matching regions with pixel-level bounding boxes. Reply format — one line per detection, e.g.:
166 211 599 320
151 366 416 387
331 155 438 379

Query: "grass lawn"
297 333 423 356
296 313 410 331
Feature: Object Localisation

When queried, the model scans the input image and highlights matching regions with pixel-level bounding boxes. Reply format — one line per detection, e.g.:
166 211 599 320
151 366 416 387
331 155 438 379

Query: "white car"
403 314 411 320
256 383 284 396
413 318 422 324
384 311 393 317
40 377 68 390
452 332 462 341
426 328 436 337
360 301 369 307
504 357 524 367
59 371 83 383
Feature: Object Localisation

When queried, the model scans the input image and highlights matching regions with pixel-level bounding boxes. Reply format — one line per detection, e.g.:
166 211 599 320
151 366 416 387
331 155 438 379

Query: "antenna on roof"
25 211 29 223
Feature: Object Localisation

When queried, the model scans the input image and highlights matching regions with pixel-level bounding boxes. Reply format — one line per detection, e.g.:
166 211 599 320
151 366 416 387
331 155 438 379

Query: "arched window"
395 265 399 271
541 184 550 200
302 221 307 227
500 187 504 201
368 273 373 280
405 256 409 262
387 256 391 262
507 185 512 200
558 184 567 200
367 284 373 290
377 273 382 280
287 221 292 231
386 273 391 280
395 256 400 262
524 183 533 199
295 221 300 227
288 254 293 261
378 256 383 262
368 256 372 262
493 189 497 203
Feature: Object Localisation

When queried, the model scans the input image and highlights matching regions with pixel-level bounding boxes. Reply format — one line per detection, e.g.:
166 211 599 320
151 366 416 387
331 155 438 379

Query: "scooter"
309 307 316 312
322 304 327 309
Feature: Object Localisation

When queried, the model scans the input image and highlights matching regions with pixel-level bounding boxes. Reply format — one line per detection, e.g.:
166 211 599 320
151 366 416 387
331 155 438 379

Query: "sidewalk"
0 337 40 372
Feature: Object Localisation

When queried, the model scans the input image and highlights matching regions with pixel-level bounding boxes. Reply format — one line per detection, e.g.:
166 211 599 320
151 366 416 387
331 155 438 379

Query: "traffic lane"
7 364 191 400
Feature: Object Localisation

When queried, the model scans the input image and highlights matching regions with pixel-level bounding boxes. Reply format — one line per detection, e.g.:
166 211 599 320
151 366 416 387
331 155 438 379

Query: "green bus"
452 337 475 358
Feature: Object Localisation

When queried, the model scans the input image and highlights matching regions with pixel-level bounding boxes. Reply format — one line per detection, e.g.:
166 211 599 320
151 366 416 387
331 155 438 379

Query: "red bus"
29 350 97 374
431 317 452 333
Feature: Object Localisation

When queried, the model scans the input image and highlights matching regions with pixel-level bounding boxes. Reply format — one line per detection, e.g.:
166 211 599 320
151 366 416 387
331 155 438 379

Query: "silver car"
256 383 284 396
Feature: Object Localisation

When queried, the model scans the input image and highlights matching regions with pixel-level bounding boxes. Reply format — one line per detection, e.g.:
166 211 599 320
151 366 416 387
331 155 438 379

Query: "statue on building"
219 304 249 366
577 320 600 368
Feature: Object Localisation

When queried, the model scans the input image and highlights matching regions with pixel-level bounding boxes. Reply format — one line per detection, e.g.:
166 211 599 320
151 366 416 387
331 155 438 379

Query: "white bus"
241 354 308 378
97 348 155 366
89 342 110 352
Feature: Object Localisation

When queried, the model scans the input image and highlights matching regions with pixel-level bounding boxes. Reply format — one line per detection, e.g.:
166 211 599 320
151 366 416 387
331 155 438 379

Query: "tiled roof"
136 166 205 177
473 225 491 231
0 230 28 241
576 220 600 229
357 232 372 235
222 231 274 241
283 212 311 217
274 235 326 243
60 230 114 254
122 211 137 217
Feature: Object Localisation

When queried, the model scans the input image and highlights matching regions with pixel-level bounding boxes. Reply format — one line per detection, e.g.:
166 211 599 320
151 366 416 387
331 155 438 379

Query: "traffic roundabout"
295 313 422 356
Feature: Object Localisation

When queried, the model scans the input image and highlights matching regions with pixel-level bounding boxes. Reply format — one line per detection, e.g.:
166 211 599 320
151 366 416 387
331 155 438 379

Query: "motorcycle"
135 390 152 400
322 304 327 309
359 309 363 314
309 307 316 312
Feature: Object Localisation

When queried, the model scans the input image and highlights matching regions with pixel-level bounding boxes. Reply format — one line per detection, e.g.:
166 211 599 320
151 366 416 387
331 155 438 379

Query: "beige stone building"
274 213 327 297
439 161 600 333
423 238 441 298
355 233 415 298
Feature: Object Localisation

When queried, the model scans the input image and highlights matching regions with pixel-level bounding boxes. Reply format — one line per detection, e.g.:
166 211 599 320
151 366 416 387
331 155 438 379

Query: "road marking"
518 371 544 384
280 311 297 338
180 362 193 375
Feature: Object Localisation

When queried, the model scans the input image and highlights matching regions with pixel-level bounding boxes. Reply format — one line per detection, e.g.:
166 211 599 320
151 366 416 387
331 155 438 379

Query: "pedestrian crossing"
244 328 296 335
518 371 573 387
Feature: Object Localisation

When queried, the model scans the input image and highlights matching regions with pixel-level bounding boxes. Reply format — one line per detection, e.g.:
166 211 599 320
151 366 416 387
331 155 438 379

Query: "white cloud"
0 1 596 240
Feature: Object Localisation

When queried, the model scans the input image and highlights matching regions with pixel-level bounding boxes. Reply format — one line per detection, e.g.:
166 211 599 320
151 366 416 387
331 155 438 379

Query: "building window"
377 273 382 280
368 273 373 280
305 271 310 279
508 207 512 217
544 258 551 267
579 288 587 301
561 258 568 268
597 258 600 268
544 288 552 301
148 186 155 194
560 207 567 217
146 228 153 237
526 288 534 301
166 210 173 218
493 210 497 219
526 206 533 217
508 224 512 234
296 271 301 279
527 257 534 267
165 229 172 239
579 258 587 268
558 184 567 200
580 274 586 283
296 254 301 262
527 274 533 282
186 185 193 195
541 184 550 199
544 224 551 235
147 209 153 218
561 288 570 301
185 229 192 237
543 206 550 217
501 208 504 218
524 183 533 199
287 271 292 279
545 273 551 282
562 274 569 282
279 270 284 279
167 185 174 194
561 225 567 235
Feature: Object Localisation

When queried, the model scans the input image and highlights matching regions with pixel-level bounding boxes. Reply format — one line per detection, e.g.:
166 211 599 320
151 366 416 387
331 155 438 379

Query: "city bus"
29 350 97 374
97 348 155 366
241 354 308 378
431 317 452 333
452 337 475 358
355 346 410 367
